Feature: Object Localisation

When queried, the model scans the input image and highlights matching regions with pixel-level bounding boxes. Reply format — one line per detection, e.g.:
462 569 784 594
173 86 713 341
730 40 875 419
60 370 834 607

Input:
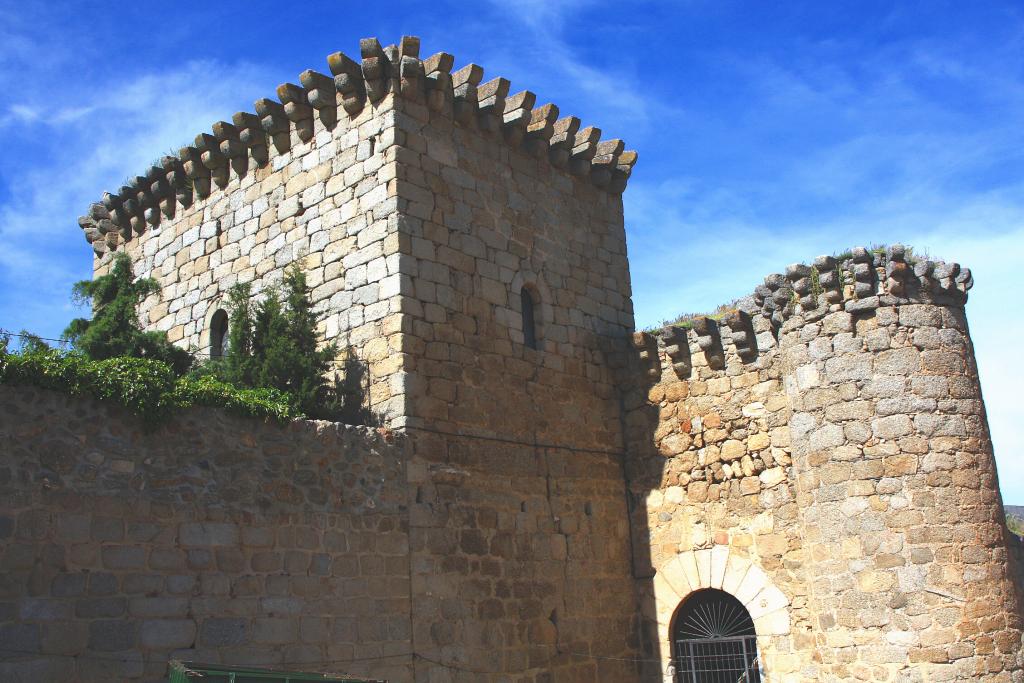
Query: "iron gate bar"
673 635 761 683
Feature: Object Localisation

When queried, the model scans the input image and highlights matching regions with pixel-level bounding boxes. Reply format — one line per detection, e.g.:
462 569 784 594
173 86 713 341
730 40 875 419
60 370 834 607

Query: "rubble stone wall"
626 248 1023 682
0 386 412 683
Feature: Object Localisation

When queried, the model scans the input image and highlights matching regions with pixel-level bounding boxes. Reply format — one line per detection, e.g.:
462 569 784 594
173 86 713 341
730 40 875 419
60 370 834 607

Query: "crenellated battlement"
77 34 638 257
631 244 977 385
755 244 973 325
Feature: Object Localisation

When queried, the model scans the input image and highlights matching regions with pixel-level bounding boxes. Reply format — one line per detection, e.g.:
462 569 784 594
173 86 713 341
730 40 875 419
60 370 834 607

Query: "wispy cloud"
623 33 1024 502
474 0 666 131
0 58 279 338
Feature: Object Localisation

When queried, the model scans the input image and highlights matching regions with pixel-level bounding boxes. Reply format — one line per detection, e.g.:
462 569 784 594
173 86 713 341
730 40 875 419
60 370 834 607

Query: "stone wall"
68 34 645 681
100 97 408 423
406 431 639 682
78 36 638 430
626 248 1023 682
385 53 642 682
0 385 646 682
0 386 412 683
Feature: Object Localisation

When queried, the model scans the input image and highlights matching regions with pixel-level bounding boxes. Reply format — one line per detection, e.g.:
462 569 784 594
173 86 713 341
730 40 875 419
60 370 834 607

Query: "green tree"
221 282 257 386
64 253 193 374
16 330 49 353
221 265 338 417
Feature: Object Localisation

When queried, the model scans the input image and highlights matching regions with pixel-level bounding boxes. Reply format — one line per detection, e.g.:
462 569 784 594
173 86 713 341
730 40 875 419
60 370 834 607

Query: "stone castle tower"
2 33 1019 682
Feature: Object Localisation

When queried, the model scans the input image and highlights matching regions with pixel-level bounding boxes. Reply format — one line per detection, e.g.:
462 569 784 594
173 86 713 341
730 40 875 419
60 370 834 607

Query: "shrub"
0 348 300 426
64 252 193 374
216 266 340 418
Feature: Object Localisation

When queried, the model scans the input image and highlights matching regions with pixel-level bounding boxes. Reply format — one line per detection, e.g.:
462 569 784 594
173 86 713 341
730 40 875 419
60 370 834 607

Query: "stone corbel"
548 116 581 169
786 263 815 311
590 138 623 189
631 331 661 381
117 184 143 236
254 98 290 153
212 121 247 178
849 247 876 298
569 126 600 176
398 36 423 101
451 64 483 125
276 83 314 142
524 103 559 157
128 175 158 228
609 149 637 193
162 156 192 210
423 52 454 113
232 112 268 167
146 165 172 222
360 37 389 102
300 70 338 129
195 133 229 188
501 90 536 147
883 245 909 297
79 215 106 255
327 51 366 116
179 146 212 200
101 191 130 240
814 255 841 304
691 316 725 370
661 325 692 378
723 310 757 361
476 77 510 133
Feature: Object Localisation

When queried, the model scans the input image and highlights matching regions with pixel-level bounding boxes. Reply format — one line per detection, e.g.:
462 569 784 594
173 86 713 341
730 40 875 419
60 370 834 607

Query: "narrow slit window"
210 309 229 359
521 287 537 350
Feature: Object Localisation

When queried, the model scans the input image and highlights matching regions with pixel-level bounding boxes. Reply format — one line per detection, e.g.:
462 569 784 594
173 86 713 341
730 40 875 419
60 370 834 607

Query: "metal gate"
674 634 760 682
671 589 762 683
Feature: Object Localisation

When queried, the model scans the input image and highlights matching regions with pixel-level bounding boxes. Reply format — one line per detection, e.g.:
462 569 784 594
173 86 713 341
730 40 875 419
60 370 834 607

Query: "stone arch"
509 270 553 350
649 545 790 676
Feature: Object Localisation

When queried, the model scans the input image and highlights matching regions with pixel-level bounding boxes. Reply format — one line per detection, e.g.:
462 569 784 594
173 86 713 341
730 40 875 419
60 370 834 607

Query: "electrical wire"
0 642 673 670
0 328 354 363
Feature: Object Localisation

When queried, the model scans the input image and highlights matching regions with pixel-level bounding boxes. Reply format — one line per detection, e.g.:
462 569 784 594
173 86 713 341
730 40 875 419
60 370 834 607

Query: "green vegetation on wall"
0 347 300 425
1 257 345 425
197 265 342 420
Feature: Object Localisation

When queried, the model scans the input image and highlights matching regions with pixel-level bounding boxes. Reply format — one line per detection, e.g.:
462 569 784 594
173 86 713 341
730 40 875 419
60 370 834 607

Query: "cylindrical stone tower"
782 247 1023 681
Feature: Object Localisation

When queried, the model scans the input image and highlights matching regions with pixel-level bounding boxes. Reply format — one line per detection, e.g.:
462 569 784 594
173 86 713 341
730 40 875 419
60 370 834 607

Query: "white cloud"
625 37 1024 503
0 58 279 339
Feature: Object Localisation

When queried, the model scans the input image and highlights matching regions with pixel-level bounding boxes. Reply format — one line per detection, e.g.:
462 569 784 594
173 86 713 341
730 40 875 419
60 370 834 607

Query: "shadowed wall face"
390 83 643 682
0 387 412 683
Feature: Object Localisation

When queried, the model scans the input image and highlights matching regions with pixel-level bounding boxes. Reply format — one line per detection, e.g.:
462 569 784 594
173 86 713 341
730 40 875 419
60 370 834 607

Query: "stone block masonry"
65 35 646 680
0 386 412 682
76 34 637 429
626 246 1024 681
50 29 1024 683
0 386 645 682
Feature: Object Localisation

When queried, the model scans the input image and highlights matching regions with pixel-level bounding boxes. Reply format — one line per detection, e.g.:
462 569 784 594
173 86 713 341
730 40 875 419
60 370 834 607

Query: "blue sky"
1 1 1022 502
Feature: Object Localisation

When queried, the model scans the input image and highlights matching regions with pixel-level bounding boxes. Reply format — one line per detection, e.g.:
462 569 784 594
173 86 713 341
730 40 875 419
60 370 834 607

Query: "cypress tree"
222 265 338 416
64 253 193 374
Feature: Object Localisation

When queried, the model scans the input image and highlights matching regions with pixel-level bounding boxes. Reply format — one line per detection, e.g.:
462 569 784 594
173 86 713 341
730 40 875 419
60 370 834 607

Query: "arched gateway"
671 588 761 682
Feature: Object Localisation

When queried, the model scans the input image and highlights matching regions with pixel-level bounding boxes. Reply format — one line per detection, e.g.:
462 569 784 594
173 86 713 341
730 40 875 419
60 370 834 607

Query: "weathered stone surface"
626 258 1022 681
32 29 1024 681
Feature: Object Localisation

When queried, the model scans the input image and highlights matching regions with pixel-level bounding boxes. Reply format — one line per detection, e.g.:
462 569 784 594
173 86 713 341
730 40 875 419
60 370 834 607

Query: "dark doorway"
672 589 761 682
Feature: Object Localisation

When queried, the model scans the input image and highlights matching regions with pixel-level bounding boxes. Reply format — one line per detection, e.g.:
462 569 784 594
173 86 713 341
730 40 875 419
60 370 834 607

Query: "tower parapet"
77 36 637 259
